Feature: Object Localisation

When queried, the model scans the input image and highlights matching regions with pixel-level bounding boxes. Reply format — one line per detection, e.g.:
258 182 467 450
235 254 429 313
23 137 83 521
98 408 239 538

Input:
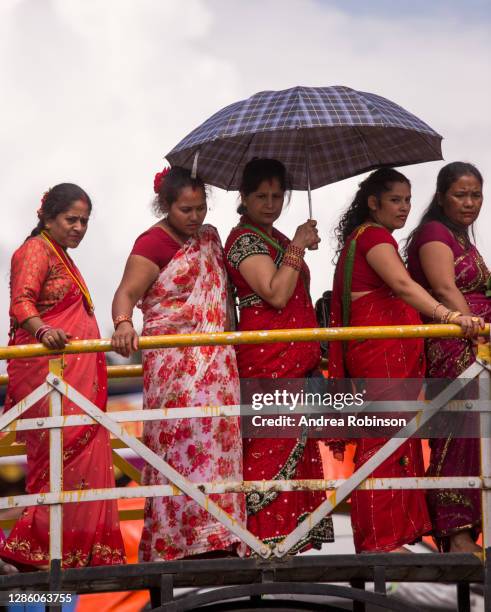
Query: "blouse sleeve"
10 239 50 324
225 230 270 269
130 228 179 269
356 226 398 256
416 221 454 249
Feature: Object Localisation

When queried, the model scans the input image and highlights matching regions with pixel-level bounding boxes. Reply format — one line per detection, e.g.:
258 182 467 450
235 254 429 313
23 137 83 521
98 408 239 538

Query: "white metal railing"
0 335 490 565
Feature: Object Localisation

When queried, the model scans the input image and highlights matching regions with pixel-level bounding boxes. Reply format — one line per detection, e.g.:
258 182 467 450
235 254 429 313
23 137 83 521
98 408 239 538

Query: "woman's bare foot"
361 546 412 554
388 546 413 553
0 559 18 574
449 530 482 553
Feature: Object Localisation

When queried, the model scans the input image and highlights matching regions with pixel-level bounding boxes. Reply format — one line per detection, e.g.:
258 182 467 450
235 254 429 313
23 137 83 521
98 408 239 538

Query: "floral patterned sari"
408 221 491 549
138 224 246 562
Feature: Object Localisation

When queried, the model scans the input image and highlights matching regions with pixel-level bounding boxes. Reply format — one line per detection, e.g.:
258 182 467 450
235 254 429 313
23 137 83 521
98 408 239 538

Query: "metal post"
456 583 471 612
480 342 491 611
48 359 64 568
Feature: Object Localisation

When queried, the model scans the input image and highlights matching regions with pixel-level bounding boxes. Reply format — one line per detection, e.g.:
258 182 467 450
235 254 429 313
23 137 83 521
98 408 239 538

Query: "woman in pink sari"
406 162 489 552
112 166 245 563
1 184 125 569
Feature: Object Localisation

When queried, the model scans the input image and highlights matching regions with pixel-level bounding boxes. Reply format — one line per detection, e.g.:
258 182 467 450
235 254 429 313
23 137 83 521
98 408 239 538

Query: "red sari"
329 224 431 552
225 218 334 552
1 236 125 568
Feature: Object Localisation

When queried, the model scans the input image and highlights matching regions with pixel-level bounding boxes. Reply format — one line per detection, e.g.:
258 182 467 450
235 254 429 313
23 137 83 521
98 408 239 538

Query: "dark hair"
152 166 206 216
30 183 92 238
404 161 484 256
333 167 411 260
237 158 291 215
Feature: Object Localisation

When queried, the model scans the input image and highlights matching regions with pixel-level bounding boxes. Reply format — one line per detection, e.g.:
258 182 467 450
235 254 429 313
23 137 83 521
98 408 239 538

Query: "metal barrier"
0 324 490 610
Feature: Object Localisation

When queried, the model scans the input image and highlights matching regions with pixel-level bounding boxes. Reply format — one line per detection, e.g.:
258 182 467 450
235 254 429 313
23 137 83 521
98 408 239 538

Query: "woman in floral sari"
224 158 333 553
112 166 245 562
329 168 480 553
1 184 125 569
406 162 489 552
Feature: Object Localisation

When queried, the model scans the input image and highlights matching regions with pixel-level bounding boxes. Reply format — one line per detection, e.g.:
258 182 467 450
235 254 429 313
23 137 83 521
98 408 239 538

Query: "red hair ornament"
153 167 171 194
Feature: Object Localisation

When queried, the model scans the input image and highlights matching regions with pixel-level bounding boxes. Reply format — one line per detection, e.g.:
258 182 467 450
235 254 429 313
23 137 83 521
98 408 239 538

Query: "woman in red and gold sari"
1 184 125 569
224 158 333 553
329 168 480 553
407 162 488 552
112 166 245 563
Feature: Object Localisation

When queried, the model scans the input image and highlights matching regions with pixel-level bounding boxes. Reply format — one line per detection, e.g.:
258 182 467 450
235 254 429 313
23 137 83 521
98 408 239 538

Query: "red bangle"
113 315 133 329
286 243 305 258
35 325 52 342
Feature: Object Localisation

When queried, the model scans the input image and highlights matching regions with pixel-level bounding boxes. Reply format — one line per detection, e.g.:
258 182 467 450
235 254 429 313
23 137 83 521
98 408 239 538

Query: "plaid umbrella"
167 85 442 200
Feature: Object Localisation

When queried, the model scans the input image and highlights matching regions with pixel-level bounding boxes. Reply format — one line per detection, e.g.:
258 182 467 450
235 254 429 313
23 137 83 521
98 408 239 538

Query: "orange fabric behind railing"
76 483 148 612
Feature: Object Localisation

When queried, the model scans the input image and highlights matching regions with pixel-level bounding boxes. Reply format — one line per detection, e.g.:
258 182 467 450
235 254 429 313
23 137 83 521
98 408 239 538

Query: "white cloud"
1 0 490 364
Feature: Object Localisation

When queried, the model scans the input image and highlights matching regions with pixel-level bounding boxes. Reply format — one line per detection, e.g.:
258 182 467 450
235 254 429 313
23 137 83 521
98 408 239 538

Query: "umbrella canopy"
166 85 443 192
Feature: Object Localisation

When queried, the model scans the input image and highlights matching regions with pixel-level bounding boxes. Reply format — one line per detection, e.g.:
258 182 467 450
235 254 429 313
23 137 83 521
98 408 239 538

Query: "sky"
1 0 490 365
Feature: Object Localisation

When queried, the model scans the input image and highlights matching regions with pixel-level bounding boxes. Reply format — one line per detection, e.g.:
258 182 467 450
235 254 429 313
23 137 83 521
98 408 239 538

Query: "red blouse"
350 225 398 291
130 226 180 269
9 237 74 326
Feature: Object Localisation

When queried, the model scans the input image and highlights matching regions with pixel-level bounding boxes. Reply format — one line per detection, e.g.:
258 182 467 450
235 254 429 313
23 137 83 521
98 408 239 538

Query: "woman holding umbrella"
406 161 489 552
224 158 334 552
329 167 482 553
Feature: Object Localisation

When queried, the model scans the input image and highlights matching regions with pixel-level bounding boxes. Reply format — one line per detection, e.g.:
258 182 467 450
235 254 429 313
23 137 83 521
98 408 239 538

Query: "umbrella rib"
226 133 256 191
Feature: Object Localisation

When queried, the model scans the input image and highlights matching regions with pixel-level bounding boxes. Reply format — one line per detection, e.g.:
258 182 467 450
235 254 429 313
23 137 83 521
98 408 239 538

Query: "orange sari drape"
1 238 125 568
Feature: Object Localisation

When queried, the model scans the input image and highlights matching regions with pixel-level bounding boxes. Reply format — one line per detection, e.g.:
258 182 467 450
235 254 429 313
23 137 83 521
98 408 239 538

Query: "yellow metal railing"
0 326 489 533
0 323 488 361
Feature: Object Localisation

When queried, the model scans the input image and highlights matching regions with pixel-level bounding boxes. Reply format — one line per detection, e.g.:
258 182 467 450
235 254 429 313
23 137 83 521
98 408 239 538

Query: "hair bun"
153 167 171 194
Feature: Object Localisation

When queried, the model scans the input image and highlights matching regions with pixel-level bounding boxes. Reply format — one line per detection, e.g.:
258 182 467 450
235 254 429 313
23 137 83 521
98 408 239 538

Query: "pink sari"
1 240 125 568
138 224 246 562
408 221 491 549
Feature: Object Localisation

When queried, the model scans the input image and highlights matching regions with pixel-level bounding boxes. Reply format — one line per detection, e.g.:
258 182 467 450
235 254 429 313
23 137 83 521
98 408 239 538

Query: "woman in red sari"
111 166 245 564
406 162 488 552
329 168 480 553
1 184 125 569
224 158 333 553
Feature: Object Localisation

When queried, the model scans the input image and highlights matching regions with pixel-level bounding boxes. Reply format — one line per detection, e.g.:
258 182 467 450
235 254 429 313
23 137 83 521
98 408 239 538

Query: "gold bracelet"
432 302 444 321
447 311 462 323
113 314 133 329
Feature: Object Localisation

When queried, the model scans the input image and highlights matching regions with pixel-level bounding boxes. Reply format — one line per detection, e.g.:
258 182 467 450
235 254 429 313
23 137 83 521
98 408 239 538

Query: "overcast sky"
1 0 490 367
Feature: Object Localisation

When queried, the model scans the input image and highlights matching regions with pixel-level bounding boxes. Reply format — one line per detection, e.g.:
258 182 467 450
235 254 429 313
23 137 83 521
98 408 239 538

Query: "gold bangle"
447 311 462 323
432 302 444 321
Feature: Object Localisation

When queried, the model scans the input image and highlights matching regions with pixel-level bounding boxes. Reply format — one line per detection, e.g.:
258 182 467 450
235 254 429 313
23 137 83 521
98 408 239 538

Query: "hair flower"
154 167 171 194
40 188 51 208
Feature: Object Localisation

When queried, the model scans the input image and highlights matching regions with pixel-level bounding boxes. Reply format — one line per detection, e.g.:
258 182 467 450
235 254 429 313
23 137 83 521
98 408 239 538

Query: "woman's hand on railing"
453 314 486 338
41 328 71 350
111 321 139 357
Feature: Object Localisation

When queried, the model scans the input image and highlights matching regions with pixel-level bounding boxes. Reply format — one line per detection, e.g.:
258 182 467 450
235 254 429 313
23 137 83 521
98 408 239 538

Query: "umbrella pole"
304 140 313 219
